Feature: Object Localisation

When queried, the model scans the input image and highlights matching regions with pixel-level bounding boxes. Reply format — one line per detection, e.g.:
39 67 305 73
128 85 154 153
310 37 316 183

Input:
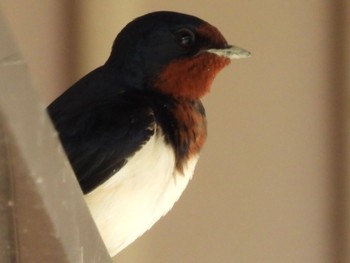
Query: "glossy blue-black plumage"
48 11 210 193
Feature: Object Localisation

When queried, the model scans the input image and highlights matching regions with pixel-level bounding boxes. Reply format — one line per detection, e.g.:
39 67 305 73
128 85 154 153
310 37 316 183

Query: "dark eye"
174 29 195 48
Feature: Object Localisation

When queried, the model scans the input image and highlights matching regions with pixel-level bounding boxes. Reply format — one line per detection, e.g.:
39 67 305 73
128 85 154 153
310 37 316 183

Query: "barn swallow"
48 11 250 256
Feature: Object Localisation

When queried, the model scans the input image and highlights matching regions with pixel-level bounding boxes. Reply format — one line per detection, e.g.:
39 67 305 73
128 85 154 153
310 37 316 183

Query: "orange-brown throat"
154 53 230 99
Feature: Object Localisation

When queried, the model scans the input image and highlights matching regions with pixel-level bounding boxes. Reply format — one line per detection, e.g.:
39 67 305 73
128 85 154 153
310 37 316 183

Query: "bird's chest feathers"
84 97 207 255
164 99 207 172
85 132 198 255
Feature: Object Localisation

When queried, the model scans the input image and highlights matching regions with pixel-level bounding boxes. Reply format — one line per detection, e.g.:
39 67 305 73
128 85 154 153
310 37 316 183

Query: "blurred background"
1 1 349 262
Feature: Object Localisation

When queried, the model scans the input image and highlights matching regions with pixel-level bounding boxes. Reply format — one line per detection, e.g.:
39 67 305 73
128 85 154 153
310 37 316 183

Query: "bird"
48 11 250 257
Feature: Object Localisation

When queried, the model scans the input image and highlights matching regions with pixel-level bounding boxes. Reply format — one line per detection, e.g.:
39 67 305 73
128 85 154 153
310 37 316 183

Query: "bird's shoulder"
48 79 157 193
48 68 207 193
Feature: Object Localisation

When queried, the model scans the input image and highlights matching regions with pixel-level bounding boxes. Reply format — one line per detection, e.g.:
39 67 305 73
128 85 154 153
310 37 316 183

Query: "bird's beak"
207 45 251 59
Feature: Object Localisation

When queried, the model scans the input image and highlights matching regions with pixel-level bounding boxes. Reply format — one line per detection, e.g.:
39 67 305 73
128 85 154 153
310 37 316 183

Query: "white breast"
84 129 198 256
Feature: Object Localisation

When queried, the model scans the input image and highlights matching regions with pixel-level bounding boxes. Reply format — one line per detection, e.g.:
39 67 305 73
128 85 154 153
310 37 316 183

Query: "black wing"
48 70 155 193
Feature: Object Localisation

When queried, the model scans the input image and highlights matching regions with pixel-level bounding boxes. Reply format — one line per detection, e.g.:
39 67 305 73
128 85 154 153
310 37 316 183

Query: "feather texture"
85 128 198 255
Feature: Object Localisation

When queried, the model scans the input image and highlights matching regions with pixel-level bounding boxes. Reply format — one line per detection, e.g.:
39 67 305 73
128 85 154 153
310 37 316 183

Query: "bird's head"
106 11 250 99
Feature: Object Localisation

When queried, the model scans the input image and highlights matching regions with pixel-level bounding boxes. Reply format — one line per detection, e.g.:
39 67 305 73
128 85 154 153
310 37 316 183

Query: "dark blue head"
107 11 224 65
105 11 249 99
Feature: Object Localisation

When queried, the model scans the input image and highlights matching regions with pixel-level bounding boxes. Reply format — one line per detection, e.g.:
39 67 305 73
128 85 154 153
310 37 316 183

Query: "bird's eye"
174 29 195 48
